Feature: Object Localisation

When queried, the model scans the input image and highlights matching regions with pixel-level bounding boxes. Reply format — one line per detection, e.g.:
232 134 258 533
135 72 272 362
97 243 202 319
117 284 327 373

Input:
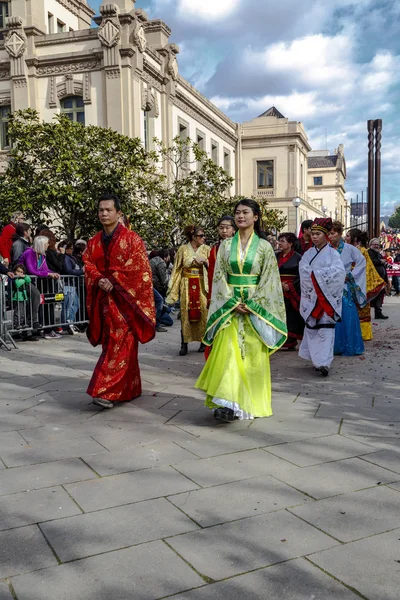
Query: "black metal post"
374 119 382 239
367 120 375 239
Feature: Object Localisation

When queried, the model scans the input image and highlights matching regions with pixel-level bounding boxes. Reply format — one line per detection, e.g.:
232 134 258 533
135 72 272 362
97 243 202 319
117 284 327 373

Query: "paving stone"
41 497 199 562
0 581 13 600
65 466 199 512
265 434 377 467
169 474 310 526
341 419 400 438
360 450 400 474
0 437 106 468
168 557 360 599
20 401 100 425
0 430 27 451
317 404 400 421
0 486 81 530
167 510 339 581
162 396 210 412
250 414 341 436
309 528 400 600
0 414 42 432
93 403 178 425
276 457 400 499
92 424 190 452
18 422 116 443
11 540 204 600
290 485 400 542
82 441 197 476
0 525 58 578
0 458 97 496
342 436 400 452
0 377 50 400
173 431 280 459
172 449 298 487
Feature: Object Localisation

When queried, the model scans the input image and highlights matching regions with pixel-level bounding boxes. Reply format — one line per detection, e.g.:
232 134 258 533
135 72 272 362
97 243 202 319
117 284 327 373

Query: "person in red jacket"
0 212 26 267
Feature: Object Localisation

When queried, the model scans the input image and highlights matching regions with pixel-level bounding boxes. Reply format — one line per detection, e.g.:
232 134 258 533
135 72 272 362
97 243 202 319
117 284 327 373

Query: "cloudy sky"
96 0 400 216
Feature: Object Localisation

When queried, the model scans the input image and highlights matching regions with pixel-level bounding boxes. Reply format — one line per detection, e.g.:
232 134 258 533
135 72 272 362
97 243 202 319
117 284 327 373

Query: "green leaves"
0 112 287 244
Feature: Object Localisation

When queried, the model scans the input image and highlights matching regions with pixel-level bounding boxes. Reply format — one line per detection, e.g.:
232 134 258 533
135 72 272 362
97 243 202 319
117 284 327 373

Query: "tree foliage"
388 206 400 229
0 110 287 246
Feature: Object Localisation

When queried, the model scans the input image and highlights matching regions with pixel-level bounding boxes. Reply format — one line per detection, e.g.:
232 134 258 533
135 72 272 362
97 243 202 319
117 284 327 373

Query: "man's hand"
49 273 60 279
282 282 289 292
235 303 250 315
7 272 14 278
98 278 113 292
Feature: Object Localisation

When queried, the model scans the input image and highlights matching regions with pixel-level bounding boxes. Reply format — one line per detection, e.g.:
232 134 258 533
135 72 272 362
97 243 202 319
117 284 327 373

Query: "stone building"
308 145 349 227
0 0 346 230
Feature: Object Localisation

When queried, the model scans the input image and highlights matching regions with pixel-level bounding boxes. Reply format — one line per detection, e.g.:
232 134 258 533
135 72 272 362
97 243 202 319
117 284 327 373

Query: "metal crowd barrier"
0 274 88 350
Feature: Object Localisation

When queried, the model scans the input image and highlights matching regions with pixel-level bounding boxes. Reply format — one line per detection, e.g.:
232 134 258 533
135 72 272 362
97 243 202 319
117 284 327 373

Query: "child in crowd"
12 264 31 329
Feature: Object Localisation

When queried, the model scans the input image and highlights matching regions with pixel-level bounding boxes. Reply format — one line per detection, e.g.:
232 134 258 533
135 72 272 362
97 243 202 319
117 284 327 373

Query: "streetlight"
292 196 301 234
322 205 327 215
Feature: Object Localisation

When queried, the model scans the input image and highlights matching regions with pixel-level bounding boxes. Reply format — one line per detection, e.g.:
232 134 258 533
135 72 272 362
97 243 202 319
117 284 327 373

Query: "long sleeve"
0 224 15 262
46 250 63 274
62 255 83 276
166 246 185 304
21 249 52 277
0 263 9 275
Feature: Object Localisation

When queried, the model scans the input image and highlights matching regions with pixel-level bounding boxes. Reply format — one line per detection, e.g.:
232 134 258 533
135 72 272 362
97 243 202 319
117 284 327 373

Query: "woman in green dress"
195 199 287 421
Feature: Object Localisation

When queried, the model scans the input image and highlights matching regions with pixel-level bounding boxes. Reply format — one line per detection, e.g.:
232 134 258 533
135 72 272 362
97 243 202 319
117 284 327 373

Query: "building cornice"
173 89 238 146
26 50 103 75
178 77 236 132
142 57 165 91
143 19 171 37
241 132 311 150
55 0 95 20
34 29 98 47
144 46 163 66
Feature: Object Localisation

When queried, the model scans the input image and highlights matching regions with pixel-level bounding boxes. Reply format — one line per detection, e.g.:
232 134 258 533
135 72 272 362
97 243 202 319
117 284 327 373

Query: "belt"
227 274 260 287
183 268 202 278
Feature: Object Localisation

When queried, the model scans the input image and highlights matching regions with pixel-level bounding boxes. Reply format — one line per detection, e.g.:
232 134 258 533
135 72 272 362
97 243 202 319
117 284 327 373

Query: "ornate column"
98 4 123 132
4 17 28 110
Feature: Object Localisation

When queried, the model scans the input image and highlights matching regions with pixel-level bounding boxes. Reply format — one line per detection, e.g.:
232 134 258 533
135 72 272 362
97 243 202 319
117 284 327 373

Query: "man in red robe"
84 194 156 409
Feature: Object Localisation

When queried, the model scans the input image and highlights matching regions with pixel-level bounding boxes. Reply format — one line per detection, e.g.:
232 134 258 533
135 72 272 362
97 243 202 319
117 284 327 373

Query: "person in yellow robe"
166 225 210 355
196 199 287 421
345 229 385 340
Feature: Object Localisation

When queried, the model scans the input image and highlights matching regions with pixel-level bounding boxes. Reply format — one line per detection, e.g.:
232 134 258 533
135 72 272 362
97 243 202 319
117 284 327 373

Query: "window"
60 97 85 124
300 163 304 191
314 176 323 186
196 132 205 150
257 160 273 188
178 119 189 173
47 12 53 34
223 148 231 175
211 140 219 165
0 2 9 29
143 111 150 151
57 20 65 33
0 105 10 149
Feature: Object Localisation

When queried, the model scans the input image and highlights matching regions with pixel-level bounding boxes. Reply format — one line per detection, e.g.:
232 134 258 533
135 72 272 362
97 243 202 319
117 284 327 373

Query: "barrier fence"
0 274 88 351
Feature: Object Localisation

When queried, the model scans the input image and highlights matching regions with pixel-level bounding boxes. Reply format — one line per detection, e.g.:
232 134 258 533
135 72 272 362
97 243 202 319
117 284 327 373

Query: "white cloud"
177 0 239 21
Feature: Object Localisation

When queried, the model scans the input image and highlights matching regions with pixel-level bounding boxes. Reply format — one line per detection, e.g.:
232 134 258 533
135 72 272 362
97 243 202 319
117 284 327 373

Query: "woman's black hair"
218 215 236 229
233 198 263 237
348 228 369 248
183 224 203 242
278 232 297 247
13 223 31 241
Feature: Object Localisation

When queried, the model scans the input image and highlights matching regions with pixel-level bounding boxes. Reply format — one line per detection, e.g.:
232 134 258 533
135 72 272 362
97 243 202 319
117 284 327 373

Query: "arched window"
0 2 9 30
0 105 10 149
60 96 85 124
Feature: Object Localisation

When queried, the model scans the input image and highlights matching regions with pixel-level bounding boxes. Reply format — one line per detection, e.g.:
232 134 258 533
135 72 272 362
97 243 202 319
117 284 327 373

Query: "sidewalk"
0 297 399 599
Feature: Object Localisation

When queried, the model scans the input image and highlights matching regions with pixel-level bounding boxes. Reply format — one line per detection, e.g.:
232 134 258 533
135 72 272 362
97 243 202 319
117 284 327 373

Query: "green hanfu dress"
195 232 288 419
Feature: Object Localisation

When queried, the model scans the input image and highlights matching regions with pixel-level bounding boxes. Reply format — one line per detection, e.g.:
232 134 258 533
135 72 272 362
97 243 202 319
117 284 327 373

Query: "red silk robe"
84 224 156 402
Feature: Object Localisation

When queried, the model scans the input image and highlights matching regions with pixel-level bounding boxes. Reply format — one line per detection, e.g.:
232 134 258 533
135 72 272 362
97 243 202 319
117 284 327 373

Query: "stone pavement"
0 297 399 600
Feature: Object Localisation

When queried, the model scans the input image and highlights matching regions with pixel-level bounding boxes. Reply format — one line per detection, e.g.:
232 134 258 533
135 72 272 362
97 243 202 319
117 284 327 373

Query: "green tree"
388 206 400 229
0 109 163 240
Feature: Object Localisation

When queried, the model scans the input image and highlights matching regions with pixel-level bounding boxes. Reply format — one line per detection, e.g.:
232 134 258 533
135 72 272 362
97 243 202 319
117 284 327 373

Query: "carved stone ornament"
4 31 27 59
37 61 100 76
168 56 178 81
98 20 121 48
133 22 147 52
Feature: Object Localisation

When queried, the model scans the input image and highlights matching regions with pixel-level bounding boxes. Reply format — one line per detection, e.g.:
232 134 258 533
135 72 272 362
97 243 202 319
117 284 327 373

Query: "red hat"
311 218 333 234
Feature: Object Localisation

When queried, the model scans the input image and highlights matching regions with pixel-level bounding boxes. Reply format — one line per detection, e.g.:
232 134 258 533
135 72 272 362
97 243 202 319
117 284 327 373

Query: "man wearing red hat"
298 218 346 376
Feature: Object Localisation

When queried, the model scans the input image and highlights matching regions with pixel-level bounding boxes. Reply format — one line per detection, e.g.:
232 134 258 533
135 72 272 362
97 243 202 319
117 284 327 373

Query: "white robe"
336 242 366 305
299 244 345 369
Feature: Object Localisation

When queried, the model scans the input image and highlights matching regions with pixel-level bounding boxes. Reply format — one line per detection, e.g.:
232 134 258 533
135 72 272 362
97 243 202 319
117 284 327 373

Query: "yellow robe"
357 246 385 341
166 243 210 343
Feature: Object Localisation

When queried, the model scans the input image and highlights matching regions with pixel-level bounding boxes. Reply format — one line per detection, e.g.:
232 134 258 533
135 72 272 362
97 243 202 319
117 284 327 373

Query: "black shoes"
319 366 329 377
198 343 206 353
375 313 388 320
214 407 235 421
179 343 188 356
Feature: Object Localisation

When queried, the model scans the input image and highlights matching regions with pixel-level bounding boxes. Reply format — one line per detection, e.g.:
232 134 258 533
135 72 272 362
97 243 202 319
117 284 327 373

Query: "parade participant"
84 194 155 409
298 219 313 255
329 221 366 356
276 232 304 349
196 199 287 421
299 218 345 376
205 216 236 359
166 225 210 356
368 238 389 319
345 229 386 339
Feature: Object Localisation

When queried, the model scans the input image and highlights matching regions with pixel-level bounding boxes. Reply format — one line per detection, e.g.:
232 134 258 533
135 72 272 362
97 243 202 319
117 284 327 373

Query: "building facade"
0 0 346 230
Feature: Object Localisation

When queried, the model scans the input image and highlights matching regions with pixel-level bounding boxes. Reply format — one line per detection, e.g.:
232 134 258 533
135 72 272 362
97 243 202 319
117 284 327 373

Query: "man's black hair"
98 193 121 212
301 219 313 233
